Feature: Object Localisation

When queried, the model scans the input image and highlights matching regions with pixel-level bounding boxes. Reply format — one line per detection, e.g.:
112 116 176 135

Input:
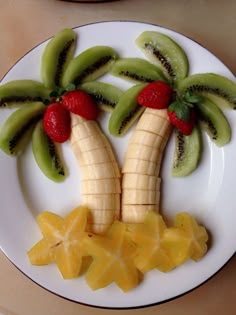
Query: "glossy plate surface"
0 21 235 309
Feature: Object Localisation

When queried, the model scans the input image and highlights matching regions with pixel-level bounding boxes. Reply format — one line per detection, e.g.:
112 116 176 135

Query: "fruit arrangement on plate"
0 27 235 292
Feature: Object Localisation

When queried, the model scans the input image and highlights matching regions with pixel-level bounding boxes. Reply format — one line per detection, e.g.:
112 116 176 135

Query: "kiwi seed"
144 43 175 79
74 55 112 85
118 70 154 83
187 84 236 109
55 38 75 86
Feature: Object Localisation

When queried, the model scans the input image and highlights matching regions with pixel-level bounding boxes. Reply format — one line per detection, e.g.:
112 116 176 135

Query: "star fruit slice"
84 220 140 292
127 211 175 273
161 212 209 266
28 206 90 279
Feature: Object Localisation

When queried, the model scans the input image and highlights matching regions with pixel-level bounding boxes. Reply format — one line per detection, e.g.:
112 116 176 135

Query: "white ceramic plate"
0 21 235 309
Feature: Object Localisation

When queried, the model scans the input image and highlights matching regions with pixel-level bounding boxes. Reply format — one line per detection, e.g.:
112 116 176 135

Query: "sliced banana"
87 209 118 224
79 147 116 165
129 130 169 153
145 107 171 119
82 194 120 211
74 133 109 152
122 189 160 205
121 204 159 223
124 143 163 163
70 120 101 143
121 108 171 223
80 162 120 179
136 112 172 137
122 174 161 191
122 158 162 176
82 178 121 194
70 113 121 234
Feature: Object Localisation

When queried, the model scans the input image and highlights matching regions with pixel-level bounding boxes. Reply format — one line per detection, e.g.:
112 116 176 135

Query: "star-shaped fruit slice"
28 206 90 279
127 211 175 273
161 212 208 266
84 220 140 292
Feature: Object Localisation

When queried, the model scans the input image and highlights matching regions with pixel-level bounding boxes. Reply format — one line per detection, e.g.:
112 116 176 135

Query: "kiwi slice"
172 125 202 177
32 120 66 182
0 102 46 156
135 31 189 83
41 28 77 90
177 73 236 109
196 97 231 147
79 81 123 112
62 46 118 88
0 80 50 108
108 83 147 136
110 58 167 83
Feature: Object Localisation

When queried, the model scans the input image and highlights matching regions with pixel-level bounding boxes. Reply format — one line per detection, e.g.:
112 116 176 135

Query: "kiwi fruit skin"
0 80 50 108
172 125 202 177
79 81 123 112
196 97 231 147
0 102 46 156
135 31 189 83
32 120 66 182
41 28 77 90
110 58 167 84
108 83 147 136
61 46 118 88
177 73 236 109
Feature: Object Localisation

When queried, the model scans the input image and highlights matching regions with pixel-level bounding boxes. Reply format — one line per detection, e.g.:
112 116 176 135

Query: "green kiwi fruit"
41 28 77 90
196 97 231 146
110 58 167 83
108 83 147 136
172 125 202 177
32 120 66 182
0 80 50 108
0 102 46 155
79 81 123 112
135 31 189 83
177 73 236 109
62 46 118 88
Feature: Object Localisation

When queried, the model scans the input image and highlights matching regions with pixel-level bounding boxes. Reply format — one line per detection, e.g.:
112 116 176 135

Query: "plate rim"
0 19 235 309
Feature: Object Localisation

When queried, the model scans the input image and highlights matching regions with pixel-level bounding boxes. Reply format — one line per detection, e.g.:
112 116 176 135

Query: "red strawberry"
61 90 99 120
43 102 71 143
137 81 173 109
167 109 195 136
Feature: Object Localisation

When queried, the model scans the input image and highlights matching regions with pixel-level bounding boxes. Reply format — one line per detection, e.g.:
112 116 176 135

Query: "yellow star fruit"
127 211 176 273
27 207 209 290
161 212 209 266
84 220 140 292
27 206 90 279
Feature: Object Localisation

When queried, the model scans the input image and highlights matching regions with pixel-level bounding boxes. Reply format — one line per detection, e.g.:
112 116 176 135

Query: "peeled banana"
70 114 121 234
121 108 172 223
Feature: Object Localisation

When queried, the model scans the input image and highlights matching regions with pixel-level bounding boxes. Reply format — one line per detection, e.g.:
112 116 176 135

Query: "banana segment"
82 194 120 210
122 205 158 222
82 178 121 194
122 174 161 191
129 130 167 152
122 189 160 205
124 143 163 163
70 120 101 141
87 209 118 224
122 158 162 176
70 114 121 234
82 194 120 235
74 134 112 152
80 162 121 179
137 113 171 136
145 107 170 118
121 108 171 223
75 147 116 165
